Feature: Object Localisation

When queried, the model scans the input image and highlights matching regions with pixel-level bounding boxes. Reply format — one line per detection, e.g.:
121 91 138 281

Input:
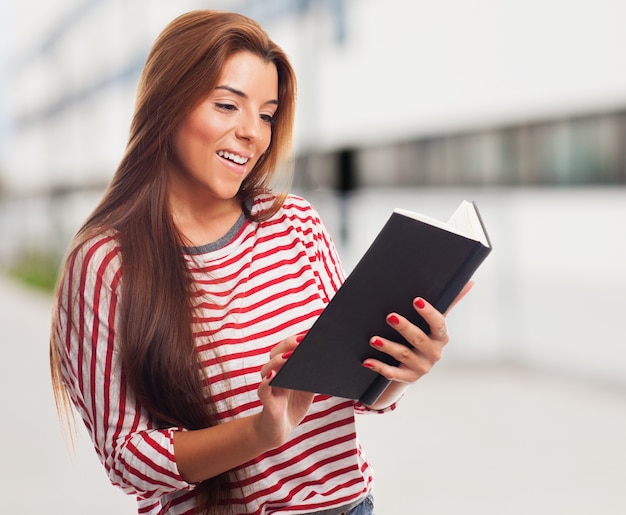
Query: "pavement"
1 275 625 514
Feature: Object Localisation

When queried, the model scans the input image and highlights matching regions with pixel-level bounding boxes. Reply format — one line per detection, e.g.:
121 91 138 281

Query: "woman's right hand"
174 334 313 483
255 334 314 448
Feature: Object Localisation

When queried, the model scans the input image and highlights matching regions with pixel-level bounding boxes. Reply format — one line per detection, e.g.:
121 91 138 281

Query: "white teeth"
217 150 249 165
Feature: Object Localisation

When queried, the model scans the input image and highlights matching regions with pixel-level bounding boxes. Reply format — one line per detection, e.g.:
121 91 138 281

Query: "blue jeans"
347 494 374 515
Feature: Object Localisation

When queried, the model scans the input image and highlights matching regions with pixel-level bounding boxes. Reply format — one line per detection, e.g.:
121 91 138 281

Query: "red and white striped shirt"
54 194 390 514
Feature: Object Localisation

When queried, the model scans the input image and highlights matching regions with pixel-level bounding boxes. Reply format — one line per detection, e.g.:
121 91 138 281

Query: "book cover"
270 200 492 405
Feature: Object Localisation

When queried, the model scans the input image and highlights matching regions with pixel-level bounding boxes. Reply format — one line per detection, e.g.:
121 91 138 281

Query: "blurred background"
1 0 624 513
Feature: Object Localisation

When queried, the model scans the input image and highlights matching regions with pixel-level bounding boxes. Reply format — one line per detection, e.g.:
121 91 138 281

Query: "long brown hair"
50 10 297 513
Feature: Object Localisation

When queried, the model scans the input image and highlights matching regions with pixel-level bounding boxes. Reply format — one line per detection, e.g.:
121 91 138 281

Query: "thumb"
258 369 276 402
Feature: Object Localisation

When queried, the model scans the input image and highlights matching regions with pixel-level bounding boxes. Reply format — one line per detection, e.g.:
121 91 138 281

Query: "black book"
270 200 492 405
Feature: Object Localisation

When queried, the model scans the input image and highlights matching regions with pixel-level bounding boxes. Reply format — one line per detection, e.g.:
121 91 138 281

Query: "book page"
446 201 490 247
394 201 490 247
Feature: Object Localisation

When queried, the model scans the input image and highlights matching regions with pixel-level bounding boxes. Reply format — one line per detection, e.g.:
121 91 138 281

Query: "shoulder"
281 194 321 218
251 192 316 212
71 230 121 266
251 194 340 265
63 230 122 291
252 192 323 225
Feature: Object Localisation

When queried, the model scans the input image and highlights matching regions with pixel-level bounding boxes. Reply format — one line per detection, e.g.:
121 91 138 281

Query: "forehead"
216 51 278 99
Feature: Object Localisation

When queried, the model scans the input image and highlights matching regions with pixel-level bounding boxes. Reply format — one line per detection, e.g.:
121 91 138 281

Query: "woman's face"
169 51 278 212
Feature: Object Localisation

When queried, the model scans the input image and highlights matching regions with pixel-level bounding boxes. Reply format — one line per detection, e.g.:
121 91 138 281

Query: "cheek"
185 117 217 146
174 119 218 161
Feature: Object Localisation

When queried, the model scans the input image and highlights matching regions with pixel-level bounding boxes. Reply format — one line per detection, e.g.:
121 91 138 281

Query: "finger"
384 312 447 367
257 369 276 402
260 348 296 379
269 332 307 359
261 368 293 397
372 327 443 370
363 348 434 383
411 298 449 343
387 306 448 349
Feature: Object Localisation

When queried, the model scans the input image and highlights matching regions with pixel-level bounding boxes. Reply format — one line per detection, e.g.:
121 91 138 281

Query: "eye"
260 113 276 125
215 103 238 112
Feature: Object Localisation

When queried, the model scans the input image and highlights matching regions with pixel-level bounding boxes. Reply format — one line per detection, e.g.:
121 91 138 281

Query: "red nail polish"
281 351 293 360
387 314 400 325
362 362 374 369
371 338 384 348
415 298 426 309
266 370 275 380
296 333 306 343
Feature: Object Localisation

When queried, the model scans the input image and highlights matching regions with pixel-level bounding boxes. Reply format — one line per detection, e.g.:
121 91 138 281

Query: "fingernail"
371 338 384 348
296 333 307 343
362 362 374 369
387 314 400 325
266 370 275 380
281 351 293 360
415 298 426 309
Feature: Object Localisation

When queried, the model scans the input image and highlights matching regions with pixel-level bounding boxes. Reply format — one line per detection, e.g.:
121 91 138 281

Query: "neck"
170 196 243 247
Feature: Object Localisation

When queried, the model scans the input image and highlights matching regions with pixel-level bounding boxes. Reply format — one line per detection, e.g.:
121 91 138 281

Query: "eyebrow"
215 85 279 106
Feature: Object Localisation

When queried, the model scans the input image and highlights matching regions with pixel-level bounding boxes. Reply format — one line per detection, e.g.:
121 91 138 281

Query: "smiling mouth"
217 150 249 165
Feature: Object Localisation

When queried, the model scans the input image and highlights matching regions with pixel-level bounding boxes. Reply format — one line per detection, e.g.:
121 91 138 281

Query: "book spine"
359 375 391 406
434 243 491 313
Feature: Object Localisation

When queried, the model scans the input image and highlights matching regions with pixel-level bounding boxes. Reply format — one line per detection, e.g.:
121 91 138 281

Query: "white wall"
270 0 626 151
3 0 626 189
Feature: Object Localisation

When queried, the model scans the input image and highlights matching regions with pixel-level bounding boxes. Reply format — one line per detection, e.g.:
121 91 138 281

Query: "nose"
235 110 261 142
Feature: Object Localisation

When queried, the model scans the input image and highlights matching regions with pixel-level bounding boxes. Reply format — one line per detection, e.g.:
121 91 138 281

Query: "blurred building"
2 0 626 196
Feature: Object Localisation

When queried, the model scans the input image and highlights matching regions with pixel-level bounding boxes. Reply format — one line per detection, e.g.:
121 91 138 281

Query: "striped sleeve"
280 196 345 302
53 234 194 499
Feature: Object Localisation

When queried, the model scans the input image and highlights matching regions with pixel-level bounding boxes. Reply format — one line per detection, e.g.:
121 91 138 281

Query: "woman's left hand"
363 281 473 385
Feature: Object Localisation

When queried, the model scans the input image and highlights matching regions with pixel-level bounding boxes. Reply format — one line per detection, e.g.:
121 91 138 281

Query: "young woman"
50 10 470 515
